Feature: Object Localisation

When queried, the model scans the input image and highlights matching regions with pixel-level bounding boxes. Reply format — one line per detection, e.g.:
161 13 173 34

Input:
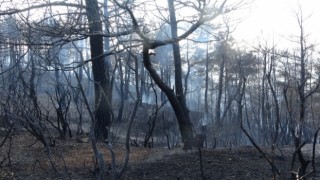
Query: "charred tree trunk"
143 44 193 150
215 42 226 125
204 42 209 115
261 51 267 145
85 0 112 141
28 48 40 118
184 40 191 99
167 0 194 150
115 0 228 151
117 57 125 122
168 0 187 111
133 54 141 105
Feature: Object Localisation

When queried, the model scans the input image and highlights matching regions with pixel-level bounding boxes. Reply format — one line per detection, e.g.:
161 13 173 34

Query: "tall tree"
116 0 230 150
167 0 194 149
289 8 319 177
85 0 112 141
215 38 227 125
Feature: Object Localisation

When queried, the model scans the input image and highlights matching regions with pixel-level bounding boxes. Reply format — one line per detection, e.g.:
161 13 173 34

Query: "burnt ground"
1 132 320 180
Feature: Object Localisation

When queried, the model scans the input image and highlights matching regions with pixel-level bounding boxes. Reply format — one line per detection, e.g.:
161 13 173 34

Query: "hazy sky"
233 0 320 48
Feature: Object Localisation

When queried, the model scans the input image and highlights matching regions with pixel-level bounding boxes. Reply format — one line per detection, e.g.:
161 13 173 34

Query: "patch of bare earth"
1 132 320 179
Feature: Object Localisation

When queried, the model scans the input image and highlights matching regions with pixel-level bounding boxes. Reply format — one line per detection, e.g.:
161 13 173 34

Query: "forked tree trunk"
143 44 193 150
167 0 194 150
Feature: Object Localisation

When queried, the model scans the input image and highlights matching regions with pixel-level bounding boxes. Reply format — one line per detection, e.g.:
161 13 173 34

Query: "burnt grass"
126 146 294 180
1 132 320 180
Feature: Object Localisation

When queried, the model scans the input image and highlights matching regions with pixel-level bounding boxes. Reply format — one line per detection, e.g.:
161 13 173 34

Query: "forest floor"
1 132 320 180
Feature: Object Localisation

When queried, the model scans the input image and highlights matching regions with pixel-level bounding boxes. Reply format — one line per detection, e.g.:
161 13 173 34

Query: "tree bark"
167 0 194 150
85 0 112 141
117 57 125 122
167 0 187 110
184 40 190 98
28 47 40 118
215 42 226 125
143 43 193 150
204 42 209 115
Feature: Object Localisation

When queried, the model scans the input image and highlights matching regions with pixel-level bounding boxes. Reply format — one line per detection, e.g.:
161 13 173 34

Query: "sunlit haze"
233 0 320 49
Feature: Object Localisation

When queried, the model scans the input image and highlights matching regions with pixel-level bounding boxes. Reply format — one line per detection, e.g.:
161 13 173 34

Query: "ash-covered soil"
1 132 320 180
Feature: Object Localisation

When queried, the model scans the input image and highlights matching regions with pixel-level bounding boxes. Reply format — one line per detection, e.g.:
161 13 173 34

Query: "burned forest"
1 0 320 179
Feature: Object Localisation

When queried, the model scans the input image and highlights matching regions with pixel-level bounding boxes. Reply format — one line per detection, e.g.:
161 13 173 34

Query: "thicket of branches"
0 0 319 179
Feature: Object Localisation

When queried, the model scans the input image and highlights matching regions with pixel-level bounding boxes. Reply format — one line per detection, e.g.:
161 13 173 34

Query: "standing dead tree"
238 78 281 176
85 0 113 142
114 0 242 150
286 8 320 179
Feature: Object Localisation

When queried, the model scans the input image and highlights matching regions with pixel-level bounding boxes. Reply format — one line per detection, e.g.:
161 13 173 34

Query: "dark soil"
1 132 320 180
126 147 293 180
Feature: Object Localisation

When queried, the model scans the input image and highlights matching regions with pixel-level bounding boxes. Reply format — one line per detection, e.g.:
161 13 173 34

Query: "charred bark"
143 43 193 150
167 0 194 150
85 0 112 141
